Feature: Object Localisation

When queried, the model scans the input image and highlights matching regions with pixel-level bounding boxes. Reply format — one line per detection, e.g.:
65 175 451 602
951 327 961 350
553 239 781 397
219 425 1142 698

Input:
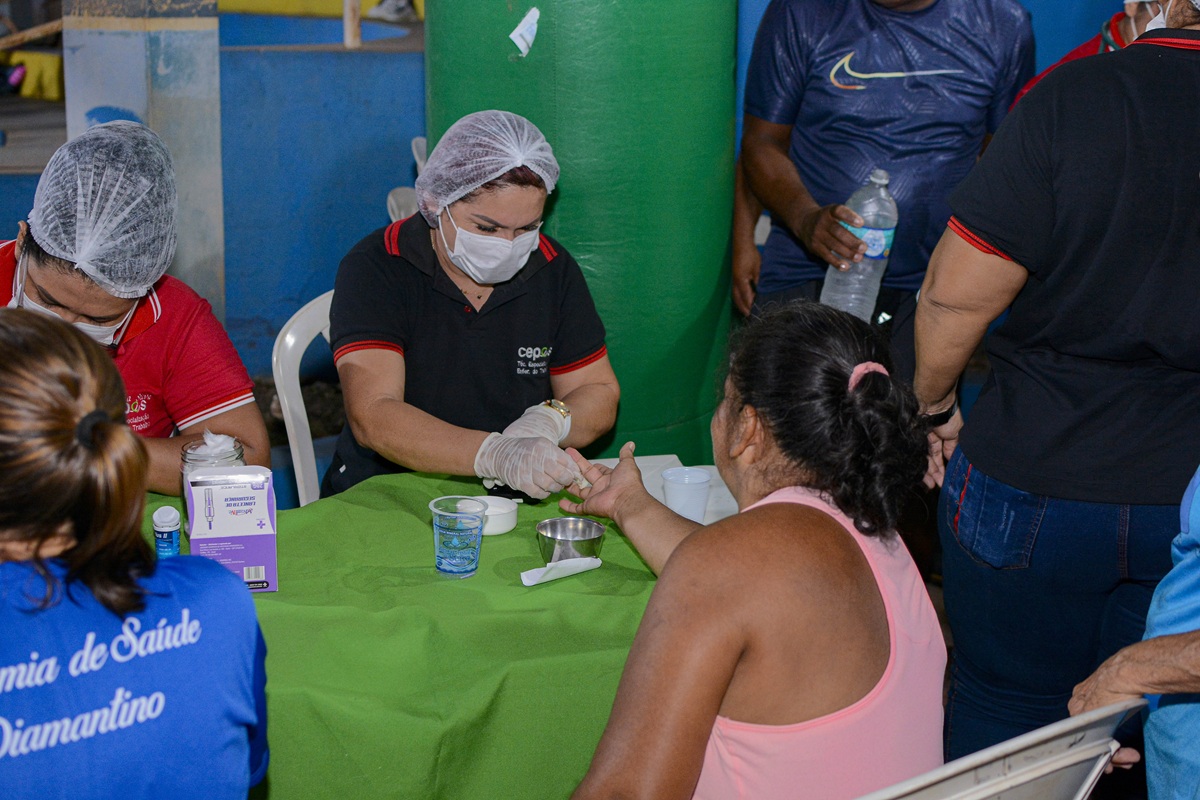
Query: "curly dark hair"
726 302 928 537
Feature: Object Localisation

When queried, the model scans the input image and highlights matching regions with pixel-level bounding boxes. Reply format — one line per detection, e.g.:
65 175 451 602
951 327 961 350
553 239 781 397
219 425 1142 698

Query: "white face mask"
8 250 135 347
1146 0 1172 30
438 207 540 286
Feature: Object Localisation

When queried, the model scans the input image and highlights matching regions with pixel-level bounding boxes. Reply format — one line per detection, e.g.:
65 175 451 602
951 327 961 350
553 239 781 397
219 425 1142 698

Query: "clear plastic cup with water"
429 496 487 578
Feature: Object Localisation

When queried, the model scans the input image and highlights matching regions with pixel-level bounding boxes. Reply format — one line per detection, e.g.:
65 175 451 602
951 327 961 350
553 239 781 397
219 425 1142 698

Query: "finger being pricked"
565 447 608 489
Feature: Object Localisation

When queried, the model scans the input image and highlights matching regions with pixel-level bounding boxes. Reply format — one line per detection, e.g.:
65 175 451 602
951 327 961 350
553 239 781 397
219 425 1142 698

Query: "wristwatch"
921 398 959 427
542 399 570 419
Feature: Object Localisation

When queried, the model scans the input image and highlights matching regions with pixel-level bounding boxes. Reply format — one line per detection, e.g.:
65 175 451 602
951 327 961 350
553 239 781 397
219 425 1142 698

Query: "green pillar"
425 1 736 464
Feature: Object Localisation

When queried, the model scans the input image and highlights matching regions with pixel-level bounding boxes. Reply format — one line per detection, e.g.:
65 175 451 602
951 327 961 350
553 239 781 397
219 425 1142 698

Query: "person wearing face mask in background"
1010 1 1164 106
913 0 1200 791
1 121 270 496
322 110 619 499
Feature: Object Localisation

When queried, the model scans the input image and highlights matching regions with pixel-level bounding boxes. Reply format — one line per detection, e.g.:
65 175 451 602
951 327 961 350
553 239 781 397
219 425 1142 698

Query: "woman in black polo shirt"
323 110 620 499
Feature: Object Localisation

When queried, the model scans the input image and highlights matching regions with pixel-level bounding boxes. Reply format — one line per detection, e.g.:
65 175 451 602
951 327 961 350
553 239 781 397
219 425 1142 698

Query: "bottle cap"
152 506 181 531
869 168 890 185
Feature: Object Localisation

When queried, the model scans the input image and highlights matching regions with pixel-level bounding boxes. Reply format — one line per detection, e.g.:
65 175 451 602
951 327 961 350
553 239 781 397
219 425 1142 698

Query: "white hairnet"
28 121 177 299
415 110 558 227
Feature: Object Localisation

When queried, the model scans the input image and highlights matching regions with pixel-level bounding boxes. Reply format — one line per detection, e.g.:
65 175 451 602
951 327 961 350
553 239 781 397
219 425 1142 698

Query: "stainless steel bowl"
536 517 605 563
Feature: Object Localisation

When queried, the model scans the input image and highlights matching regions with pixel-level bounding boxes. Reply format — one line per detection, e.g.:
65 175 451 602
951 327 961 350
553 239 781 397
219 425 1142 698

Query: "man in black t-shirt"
912 4 1200 765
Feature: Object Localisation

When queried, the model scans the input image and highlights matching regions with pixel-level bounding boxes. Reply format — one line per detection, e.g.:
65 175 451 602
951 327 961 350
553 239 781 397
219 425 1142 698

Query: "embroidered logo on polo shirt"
125 393 153 432
516 346 552 376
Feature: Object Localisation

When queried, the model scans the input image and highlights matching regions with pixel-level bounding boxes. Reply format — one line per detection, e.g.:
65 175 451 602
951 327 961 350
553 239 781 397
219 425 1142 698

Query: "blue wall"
1021 0 1116 72
736 0 772 148
219 13 410 47
220 22 424 378
0 175 38 234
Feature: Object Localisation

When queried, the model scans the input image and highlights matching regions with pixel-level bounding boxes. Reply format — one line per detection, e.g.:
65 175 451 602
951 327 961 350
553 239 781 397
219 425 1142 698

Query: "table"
144 470 668 799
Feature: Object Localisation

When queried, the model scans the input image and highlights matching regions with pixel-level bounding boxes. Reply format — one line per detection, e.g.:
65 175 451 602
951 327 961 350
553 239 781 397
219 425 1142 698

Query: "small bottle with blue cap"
153 506 181 558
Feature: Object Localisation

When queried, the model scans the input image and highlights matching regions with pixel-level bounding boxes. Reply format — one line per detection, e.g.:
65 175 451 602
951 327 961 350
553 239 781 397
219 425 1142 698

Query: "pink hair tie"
848 361 888 392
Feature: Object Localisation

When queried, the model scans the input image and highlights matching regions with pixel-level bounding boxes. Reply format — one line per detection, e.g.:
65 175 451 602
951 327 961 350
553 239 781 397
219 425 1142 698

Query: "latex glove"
501 402 571 444
474 433 582 499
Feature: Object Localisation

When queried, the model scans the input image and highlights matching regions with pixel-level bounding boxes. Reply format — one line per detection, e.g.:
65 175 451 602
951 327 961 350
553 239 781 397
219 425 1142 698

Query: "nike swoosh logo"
829 52 963 90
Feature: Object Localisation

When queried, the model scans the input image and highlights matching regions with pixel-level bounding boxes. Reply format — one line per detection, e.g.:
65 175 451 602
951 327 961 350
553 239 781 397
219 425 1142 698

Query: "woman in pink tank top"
564 303 946 799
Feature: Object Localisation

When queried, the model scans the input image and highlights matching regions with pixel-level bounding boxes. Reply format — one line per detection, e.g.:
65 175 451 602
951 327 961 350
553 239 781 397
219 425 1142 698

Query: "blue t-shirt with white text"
0 556 268 798
745 0 1034 293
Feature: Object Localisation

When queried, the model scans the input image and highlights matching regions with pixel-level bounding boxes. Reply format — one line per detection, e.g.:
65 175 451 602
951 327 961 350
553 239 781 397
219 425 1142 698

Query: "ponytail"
727 303 928 537
0 309 153 616
67 413 153 615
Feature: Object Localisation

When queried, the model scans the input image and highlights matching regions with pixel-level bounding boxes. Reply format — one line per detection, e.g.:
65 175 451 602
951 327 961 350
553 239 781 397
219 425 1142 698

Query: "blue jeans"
939 448 1178 760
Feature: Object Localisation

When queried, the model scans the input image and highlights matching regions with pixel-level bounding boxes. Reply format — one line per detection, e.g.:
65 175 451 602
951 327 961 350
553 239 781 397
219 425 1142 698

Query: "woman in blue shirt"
0 308 268 798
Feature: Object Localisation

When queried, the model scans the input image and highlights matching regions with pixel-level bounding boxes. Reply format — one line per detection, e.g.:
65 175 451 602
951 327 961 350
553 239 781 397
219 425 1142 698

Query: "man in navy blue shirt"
734 0 1034 374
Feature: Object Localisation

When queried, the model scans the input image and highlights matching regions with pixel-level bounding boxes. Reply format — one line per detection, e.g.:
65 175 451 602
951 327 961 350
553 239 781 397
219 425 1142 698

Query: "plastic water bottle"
819 169 898 322
153 506 181 558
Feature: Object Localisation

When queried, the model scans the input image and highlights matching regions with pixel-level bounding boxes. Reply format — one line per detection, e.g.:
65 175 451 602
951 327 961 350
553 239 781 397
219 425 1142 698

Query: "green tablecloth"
145 474 655 799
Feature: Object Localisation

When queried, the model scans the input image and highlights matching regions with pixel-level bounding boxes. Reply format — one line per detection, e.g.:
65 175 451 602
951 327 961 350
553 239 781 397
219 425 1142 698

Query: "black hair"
726 302 928 538
20 223 77 274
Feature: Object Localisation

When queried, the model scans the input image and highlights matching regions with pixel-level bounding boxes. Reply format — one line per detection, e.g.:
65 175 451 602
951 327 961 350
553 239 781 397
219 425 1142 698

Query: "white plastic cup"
662 467 712 524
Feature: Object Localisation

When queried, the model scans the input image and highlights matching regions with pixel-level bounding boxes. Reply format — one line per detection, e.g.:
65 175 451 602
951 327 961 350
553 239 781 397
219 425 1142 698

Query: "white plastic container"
473 495 519 535
662 467 712 524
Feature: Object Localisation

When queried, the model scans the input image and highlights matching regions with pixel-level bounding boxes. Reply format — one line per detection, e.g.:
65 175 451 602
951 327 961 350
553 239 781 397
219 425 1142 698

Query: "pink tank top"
692 486 946 800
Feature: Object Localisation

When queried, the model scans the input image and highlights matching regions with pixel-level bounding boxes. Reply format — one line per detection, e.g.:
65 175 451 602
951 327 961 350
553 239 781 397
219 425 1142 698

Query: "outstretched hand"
559 442 648 522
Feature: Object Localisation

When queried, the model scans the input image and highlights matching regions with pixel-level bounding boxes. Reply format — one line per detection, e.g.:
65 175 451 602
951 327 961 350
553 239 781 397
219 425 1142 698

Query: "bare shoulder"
662 501 869 600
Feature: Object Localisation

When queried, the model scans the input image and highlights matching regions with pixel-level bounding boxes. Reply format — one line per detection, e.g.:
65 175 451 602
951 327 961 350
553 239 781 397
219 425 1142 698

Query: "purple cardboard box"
184 466 278 593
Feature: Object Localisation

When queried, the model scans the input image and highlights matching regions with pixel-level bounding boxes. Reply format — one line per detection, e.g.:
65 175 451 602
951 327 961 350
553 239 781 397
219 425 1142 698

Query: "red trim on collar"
384 219 408 257
1108 12 1129 49
538 234 558 262
0 240 16 302
120 284 161 344
948 217 1014 262
1131 35 1200 51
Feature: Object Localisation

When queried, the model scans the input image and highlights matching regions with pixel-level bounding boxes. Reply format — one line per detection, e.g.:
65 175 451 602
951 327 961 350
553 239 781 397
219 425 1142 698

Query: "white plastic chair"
857 699 1146 800
384 136 425 222
271 290 334 508
411 135 427 175
387 186 418 223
